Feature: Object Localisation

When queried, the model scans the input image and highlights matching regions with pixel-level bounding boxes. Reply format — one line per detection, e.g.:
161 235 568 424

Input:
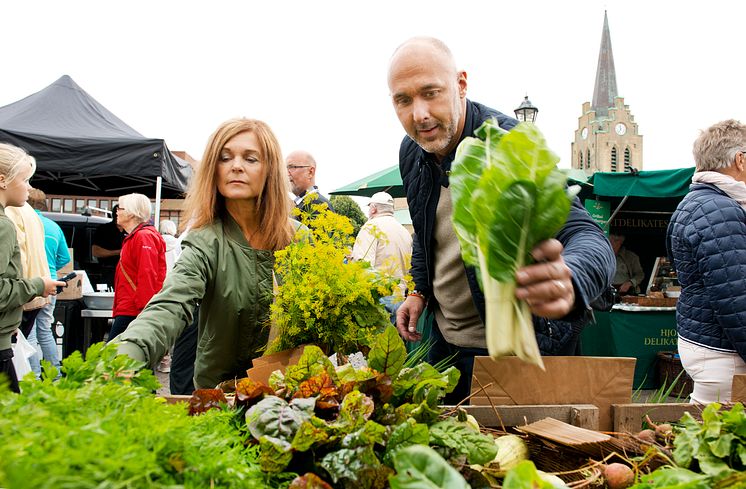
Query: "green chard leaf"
633 467 711 488
429 419 497 465
368 325 407 377
284 345 340 393
292 416 333 452
388 445 470 489
334 390 375 431
450 119 571 368
246 396 315 443
259 435 294 473
319 446 390 488
383 418 430 466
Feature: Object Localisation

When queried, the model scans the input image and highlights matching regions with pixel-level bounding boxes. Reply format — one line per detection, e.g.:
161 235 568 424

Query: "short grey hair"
118 193 152 223
372 202 395 214
693 119 746 171
159 219 177 236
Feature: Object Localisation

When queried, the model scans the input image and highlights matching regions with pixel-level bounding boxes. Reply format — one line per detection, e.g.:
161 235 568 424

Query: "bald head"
286 150 317 197
389 37 457 79
388 37 467 158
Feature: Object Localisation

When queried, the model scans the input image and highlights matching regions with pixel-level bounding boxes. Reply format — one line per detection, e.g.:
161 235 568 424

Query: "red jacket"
113 224 166 317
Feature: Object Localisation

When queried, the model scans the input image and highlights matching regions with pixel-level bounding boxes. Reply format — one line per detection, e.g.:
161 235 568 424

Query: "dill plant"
268 205 398 355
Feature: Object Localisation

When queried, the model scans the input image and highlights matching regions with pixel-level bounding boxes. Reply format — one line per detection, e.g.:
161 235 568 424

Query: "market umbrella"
330 164 404 198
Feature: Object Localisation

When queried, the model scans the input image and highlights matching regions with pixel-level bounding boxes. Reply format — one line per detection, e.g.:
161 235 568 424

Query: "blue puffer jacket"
666 183 746 360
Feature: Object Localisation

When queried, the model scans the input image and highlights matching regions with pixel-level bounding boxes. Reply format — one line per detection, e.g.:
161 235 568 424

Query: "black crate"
53 299 86 358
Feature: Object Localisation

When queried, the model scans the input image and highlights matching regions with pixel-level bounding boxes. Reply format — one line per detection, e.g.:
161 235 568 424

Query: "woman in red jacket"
109 193 166 340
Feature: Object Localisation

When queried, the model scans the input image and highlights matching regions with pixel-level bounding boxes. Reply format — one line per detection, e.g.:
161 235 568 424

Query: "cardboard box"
57 248 74 276
732 374 746 402
471 356 636 431
246 345 308 384
56 272 83 300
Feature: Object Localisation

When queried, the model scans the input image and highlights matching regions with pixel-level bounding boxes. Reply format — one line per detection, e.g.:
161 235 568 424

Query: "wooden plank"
161 394 191 404
612 403 699 433
452 404 599 430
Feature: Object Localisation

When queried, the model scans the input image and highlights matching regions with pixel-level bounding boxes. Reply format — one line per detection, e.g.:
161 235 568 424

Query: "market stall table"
580 303 677 389
80 309 113 357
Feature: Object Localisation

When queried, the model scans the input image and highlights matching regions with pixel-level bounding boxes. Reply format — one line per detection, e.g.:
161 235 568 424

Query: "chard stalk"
479 247 544 369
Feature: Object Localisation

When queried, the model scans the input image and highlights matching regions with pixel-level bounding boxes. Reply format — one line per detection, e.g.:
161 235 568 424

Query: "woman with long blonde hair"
114 118 299 389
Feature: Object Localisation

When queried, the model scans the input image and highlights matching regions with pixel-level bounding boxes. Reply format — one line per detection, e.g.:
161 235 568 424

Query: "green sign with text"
585 199 610 235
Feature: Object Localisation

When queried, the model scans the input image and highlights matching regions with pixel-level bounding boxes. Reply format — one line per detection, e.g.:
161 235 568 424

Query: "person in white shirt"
351 192 413 323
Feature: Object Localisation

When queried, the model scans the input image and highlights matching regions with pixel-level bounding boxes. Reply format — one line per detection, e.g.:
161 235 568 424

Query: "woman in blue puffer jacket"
667 119 746 404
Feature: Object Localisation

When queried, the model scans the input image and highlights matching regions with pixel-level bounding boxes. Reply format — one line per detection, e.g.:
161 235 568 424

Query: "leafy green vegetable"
388 445 470 489
384 418 430 466
319 446 391 488
673 403 746 480
0 343 278 488
501 461 561 488
451 120 576 367
246 396 315 442
429 419 498 465
631 466 711 489
368 325 407 378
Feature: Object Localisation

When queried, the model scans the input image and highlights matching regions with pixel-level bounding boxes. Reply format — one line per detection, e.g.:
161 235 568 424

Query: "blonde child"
0 143 64 392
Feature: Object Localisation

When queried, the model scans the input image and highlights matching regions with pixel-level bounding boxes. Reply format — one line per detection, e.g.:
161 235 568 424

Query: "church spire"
591 11 618 119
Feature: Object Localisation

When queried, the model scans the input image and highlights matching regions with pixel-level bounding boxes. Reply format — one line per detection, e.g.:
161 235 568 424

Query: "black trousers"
19 309 42 339
169 307 199 395
0 348 20 393
426 320 488 406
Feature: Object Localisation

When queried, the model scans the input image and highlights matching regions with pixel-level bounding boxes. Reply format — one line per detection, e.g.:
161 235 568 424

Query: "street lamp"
514 95 538 123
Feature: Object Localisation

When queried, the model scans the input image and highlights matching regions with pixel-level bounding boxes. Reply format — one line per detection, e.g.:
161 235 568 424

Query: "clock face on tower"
581 127 588 140
615 123 627 135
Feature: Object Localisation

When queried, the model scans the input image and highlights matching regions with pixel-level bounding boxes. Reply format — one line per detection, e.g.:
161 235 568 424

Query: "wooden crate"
612 403 698 433
458 404 599 430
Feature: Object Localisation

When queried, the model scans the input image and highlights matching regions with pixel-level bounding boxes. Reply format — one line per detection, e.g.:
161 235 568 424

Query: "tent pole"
154 176 162 231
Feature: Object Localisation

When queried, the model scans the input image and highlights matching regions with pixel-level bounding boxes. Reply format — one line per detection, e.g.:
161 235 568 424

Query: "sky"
2 1 744 201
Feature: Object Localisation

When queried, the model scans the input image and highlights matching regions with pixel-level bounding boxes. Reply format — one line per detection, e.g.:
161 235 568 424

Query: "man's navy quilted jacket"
666 182 746 360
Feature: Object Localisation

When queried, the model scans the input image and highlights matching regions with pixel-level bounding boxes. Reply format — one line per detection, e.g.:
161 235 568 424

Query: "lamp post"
514 95 538 123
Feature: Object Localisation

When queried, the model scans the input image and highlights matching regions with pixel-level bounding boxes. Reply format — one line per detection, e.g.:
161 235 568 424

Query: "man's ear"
457 70 468 98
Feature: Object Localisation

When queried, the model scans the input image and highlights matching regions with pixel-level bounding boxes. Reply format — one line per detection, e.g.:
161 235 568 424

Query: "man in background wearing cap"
351 191 413 324
286 150 335 217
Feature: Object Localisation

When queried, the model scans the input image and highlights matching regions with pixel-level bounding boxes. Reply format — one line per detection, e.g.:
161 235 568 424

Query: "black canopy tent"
0 75 191 201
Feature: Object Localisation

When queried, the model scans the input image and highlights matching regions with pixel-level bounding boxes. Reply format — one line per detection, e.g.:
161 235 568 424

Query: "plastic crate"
656 351 693 397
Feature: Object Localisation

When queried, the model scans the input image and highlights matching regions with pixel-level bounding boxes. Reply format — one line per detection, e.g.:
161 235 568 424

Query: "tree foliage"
330 195 367 236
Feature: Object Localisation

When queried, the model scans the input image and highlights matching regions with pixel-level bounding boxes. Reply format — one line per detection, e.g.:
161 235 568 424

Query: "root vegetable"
655 423 672 437
637 429 656 443
603 463 634 489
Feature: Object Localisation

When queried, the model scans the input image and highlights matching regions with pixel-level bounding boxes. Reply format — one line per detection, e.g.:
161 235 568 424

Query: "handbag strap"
119 263 137 292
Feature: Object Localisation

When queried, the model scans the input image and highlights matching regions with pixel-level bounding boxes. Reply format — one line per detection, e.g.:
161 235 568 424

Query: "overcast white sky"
2 1 743 197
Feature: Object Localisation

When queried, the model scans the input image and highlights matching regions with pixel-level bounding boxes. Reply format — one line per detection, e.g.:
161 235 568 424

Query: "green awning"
330 164 404 198
589 167 695 198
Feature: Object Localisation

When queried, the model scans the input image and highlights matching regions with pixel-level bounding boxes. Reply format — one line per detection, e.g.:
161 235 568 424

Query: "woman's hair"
181 118 293 251
693 119 746 171
159 219 177 236
118 193 152 223
0 143 36 184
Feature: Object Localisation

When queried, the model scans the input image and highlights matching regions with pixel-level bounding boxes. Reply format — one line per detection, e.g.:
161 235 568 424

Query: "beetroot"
603 463 634 489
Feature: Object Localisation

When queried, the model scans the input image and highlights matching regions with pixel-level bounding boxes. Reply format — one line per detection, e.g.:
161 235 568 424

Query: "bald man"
389 37 615 403
286 150 335 217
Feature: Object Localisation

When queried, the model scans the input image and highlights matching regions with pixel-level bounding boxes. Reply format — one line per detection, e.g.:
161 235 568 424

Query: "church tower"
571 12 643 173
